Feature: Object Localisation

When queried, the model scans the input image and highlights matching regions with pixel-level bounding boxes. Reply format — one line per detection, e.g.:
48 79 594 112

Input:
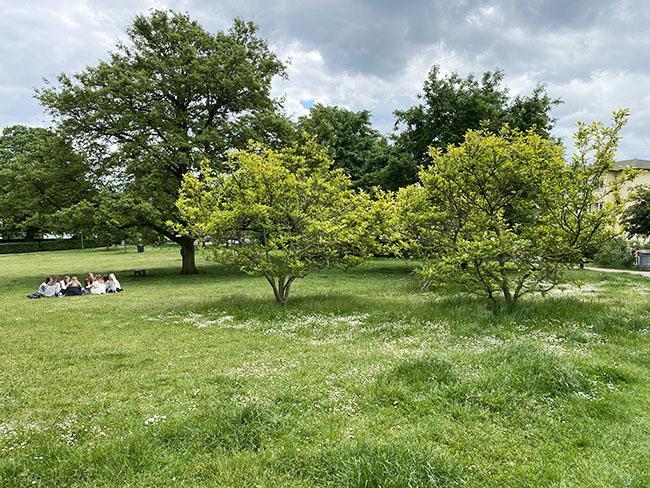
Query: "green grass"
1 246 649 487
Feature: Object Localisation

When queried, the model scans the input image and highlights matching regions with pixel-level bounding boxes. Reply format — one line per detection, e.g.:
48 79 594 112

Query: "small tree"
398 110 632 308
176 140 385 304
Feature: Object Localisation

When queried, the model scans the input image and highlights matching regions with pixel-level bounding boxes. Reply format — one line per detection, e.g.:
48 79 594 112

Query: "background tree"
297 104 388 188
623 186 650 237
397 110 631 308
388 66 560 187
37 10 288 273
176 140 384 305
0 125 92 240
52 196 159 248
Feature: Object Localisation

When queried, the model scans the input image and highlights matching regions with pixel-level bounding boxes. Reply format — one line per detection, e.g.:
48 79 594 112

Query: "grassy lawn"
0 246 648 487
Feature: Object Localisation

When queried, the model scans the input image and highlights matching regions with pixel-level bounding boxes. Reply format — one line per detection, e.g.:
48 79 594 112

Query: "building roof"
611 158 650 170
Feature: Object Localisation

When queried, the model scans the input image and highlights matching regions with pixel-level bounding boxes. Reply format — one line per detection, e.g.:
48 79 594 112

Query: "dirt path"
584 266 650 278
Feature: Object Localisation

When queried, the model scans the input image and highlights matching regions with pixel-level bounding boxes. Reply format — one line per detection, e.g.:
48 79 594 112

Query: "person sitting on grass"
28 276 53 298
89 274 106 295
29 273 120 299
42 276 62 297
60 276 71 292
37 276 51 295
64 277 84 296
84 273 94 289
105 273 122 293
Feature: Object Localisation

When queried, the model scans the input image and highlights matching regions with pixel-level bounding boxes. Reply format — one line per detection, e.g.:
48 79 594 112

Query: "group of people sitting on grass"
28 273 122 298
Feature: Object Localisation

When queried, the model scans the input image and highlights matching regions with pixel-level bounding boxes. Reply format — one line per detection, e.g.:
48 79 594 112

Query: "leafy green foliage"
623 186 650 237
369 146 418 191
389 66 560 187
37 10 288 273
0 125 92 239
297 104 389 187
592 237 635 268
398 110 632 307
176 140 389 304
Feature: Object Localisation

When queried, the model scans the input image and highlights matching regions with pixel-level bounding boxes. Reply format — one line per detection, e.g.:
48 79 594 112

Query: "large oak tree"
38 10 287 273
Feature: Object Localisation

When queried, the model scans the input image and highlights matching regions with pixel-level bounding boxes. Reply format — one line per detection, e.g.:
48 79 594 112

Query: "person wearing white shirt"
60 276 71 292
37 276 51 295
106 273 122 293
90 274 107 295
41 277 61 297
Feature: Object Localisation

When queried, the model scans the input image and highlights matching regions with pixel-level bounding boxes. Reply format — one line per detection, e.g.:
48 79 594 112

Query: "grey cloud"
0 0 649 158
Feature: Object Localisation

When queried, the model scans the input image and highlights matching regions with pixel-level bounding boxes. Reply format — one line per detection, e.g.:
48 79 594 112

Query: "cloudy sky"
1 0 649 158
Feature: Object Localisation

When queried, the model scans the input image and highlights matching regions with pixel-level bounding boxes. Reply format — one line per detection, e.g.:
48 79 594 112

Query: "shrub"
592 237 634 268
0 241 40 254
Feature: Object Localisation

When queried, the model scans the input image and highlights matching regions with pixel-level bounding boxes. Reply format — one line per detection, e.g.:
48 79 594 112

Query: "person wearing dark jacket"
64 277 84 296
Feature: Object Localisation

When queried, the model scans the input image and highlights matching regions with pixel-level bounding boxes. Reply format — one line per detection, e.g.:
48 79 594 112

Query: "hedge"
0 239 102 254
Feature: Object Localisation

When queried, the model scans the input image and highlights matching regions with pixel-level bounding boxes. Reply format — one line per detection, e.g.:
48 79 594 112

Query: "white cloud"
550 71 650 156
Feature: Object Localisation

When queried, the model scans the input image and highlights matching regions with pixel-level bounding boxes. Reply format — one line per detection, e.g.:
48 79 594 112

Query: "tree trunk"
274 290 288 306
268 274 296 306
502 285 512 304
498 258 516 310
501 285 518 310
180 236 198 274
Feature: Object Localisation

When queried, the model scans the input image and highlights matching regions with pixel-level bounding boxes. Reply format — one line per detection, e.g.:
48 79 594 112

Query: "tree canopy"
388 66 561 187
397 110 631 308
176 140 385 304
37 10 288 273
297 104 388 188
0 125 92 240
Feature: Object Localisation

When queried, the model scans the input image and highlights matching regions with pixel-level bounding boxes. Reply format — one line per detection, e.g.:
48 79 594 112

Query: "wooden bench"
133 269 146 277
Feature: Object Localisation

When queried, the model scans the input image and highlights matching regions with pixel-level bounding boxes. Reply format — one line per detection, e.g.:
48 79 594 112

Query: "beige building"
605 158 650 203
601 159 650 240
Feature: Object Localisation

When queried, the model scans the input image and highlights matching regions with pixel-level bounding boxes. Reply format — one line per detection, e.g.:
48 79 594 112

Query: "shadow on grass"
13 257 416 289
10 262 245 292
12 255 644 340
157 285 627 337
